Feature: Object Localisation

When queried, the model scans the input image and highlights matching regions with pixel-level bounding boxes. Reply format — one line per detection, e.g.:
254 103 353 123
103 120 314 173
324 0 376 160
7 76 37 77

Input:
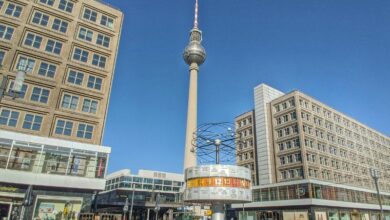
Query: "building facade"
234 84 390 220
0 0 123 219
98 169 184 219
235 110 258 185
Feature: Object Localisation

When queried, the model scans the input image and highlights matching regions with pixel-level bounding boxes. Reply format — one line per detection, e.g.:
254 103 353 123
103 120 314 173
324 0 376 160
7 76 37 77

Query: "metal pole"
373 176 384 220
129 184 135 220
215 139 221 164
147 209 150 220
0 75 7 102
155 210 158 220
19 206 25 220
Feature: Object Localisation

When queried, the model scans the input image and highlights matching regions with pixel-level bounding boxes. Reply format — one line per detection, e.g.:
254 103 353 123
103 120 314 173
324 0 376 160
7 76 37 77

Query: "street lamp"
155 193 160 220
0 71 26 101
129 183 135 220
370 169 384 220
123 197 129 220
19 185 33 220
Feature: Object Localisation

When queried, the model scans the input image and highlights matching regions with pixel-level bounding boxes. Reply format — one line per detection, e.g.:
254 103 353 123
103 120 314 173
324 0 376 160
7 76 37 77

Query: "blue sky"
102 0 390 174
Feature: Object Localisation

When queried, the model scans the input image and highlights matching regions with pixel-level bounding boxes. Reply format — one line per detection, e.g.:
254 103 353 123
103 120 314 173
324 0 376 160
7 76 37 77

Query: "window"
52 18 68 33
8 81 28 98
78 28 93 42
0 1 4 9
38 62 56 78
31 87 50 104
61 94 78 110
0 109 19 127
55 119 73 136
77 123 93 139
45 39 62 55
22 114 43 131
32 12 49 26
67 70 84 85
92 54 106 68
82 99 98 114
100 15 114 28
0 51 4 65
24 33 43 49
0 25 14 40
73 48 89 62
5 3 22 18
96 34 110 47
17 57 35 73
58 0 73 13
39 0 54 6
83 8 97 22
87 76 102 90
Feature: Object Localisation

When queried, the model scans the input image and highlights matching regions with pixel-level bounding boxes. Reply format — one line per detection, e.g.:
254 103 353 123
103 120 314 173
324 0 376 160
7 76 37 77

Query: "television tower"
183 0 206 170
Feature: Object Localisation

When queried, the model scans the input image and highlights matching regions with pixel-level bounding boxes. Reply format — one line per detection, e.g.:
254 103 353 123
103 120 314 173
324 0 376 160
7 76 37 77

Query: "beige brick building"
0 0 123 145
0 1 123 218
270 91 390 192
234 84 390 219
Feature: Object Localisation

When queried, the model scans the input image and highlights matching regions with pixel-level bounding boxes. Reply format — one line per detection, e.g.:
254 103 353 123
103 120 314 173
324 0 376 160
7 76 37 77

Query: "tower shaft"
184 63 198 169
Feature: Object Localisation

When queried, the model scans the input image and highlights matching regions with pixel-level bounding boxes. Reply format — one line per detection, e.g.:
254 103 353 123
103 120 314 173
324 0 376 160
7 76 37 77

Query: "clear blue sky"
102 0 390 174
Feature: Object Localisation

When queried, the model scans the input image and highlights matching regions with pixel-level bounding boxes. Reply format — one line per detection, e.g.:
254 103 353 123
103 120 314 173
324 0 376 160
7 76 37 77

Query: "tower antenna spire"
194 0 198 29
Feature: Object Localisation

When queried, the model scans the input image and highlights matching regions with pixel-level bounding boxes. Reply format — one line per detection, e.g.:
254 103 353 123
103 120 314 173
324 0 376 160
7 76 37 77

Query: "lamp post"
0 71 26 101
155 193 160 220
370 169 384 220
19 185 33 220
123 197 129 220
129 183 135 220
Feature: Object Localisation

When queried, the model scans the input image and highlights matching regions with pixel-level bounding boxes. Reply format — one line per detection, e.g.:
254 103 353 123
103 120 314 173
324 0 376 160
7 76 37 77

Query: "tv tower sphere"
183 29 206 65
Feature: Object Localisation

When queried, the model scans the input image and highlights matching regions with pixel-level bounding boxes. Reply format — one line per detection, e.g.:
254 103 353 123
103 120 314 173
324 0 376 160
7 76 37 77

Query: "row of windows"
279 153 302 165
237 138 254 150
30 11 113 51
280 167 304 180
32 11 69 33
275 111 297 125
39 0 73 13
73 47 107 68
278 138 300 151
24 32 63 55
276 124 299 138
0 108 95 139
237 151 254 162
78 27 111 48
54 119 93 139
82 8 114 29
6 80 99 114
61 93 99 114
38 1 116 29
236 115 252 128
274 98 295 113
12 55 103 91
299 97 389 148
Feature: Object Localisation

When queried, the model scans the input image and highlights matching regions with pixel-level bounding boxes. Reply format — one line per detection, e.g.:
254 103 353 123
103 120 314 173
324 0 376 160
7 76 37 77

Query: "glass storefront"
252 183 390 207
33 197 82 220
0 138 109 179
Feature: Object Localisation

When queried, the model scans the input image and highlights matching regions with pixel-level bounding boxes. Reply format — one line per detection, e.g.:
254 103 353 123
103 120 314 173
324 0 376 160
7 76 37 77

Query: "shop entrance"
258 211 281 220
0 203 11 219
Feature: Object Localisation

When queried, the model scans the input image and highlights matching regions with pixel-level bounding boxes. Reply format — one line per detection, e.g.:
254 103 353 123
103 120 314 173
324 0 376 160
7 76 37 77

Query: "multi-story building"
0 0 123 219
234 84 390 220
98 169 184 219
235 110 258 185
